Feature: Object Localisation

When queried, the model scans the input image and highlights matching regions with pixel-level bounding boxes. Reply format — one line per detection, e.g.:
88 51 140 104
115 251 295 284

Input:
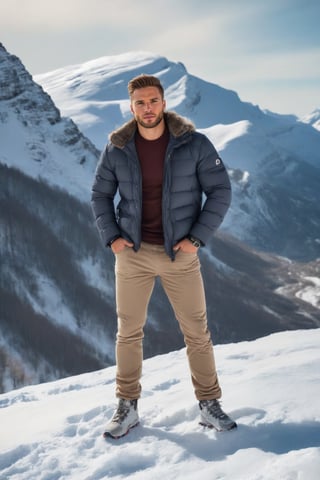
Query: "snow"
295 277 320 309
1 329 319 480
24 271 78 332
0 110 96 202
77 256 114 299
301 109 320 132
276 273 320 311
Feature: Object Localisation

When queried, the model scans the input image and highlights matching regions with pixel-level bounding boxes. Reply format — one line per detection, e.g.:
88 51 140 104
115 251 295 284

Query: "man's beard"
136 112 164 129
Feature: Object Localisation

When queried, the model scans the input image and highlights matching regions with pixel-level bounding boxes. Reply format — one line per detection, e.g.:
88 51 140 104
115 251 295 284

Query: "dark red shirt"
135 127 170 244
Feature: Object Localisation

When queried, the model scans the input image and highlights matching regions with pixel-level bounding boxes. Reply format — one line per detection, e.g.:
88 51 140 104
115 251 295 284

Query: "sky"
0 0 319 117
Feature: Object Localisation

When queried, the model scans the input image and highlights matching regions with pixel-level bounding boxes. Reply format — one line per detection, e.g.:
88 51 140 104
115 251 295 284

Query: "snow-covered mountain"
1 44 319 394
0 44 99 199
35 52 320 261
301 108 320 131
1 329 319 480
0 43 111 390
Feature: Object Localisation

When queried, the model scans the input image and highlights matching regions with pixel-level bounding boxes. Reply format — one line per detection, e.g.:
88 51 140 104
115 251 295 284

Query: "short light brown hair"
128 74 164 99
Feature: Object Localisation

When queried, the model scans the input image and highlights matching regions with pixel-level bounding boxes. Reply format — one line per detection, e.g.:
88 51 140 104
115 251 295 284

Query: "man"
91 74 236 439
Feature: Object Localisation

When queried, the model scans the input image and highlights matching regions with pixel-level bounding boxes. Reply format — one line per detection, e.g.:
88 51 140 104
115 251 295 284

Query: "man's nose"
144 102 152 111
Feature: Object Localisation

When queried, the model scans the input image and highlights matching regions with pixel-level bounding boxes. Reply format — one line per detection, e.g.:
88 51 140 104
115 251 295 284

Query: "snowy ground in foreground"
0 329 319 480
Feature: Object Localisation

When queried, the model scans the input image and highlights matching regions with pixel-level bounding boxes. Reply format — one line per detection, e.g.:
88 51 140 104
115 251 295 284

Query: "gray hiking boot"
199 399 237 431
103 398 139 439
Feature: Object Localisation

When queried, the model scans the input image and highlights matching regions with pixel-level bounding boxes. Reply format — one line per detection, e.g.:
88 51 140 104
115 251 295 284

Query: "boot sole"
199 421 237 432
103 421 140 439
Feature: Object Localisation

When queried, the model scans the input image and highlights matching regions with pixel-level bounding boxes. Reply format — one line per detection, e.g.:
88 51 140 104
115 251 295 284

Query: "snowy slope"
0 329 319 480
0 109 97 200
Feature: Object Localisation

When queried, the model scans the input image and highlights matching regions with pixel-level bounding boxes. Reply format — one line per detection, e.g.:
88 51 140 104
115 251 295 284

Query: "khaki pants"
114 242 222 401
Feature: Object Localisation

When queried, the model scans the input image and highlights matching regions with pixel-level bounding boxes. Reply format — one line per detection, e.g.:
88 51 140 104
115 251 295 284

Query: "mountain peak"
0 42 61 121
0 44 99 198
0 43 32 100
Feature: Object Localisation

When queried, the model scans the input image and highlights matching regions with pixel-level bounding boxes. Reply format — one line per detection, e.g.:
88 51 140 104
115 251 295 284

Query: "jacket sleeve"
190 135 231 245
91 145 121 247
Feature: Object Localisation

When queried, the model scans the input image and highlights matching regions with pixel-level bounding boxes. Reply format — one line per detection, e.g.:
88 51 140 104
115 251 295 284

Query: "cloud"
1 0 318 116
0 0 247 33
1 0 147 31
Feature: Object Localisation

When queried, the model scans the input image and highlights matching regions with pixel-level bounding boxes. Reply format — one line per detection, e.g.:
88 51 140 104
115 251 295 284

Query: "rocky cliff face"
0 43 60 123
0 43 107 392
0 43 99 198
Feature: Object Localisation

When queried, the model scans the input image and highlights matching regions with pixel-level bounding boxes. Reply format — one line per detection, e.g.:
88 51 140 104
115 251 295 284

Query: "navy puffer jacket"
91 111 231 259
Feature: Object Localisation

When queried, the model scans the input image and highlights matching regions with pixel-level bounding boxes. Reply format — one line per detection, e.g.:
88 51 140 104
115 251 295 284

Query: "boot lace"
201 399 227 419
112 399 135 424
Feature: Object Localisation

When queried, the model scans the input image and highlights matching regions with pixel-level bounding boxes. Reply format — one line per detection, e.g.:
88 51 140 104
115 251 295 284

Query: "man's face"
130 86 166 129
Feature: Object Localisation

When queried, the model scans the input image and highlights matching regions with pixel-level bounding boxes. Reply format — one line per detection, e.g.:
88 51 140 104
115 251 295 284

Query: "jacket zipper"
125 143 142 250
162 136 191 259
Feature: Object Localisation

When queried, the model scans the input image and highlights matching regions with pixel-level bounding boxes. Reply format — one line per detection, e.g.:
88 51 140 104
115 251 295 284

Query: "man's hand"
111 237 134 254
173 238 198 253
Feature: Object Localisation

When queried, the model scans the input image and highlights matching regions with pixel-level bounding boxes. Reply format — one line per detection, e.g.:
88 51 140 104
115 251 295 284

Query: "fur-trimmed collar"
109 111 195 148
